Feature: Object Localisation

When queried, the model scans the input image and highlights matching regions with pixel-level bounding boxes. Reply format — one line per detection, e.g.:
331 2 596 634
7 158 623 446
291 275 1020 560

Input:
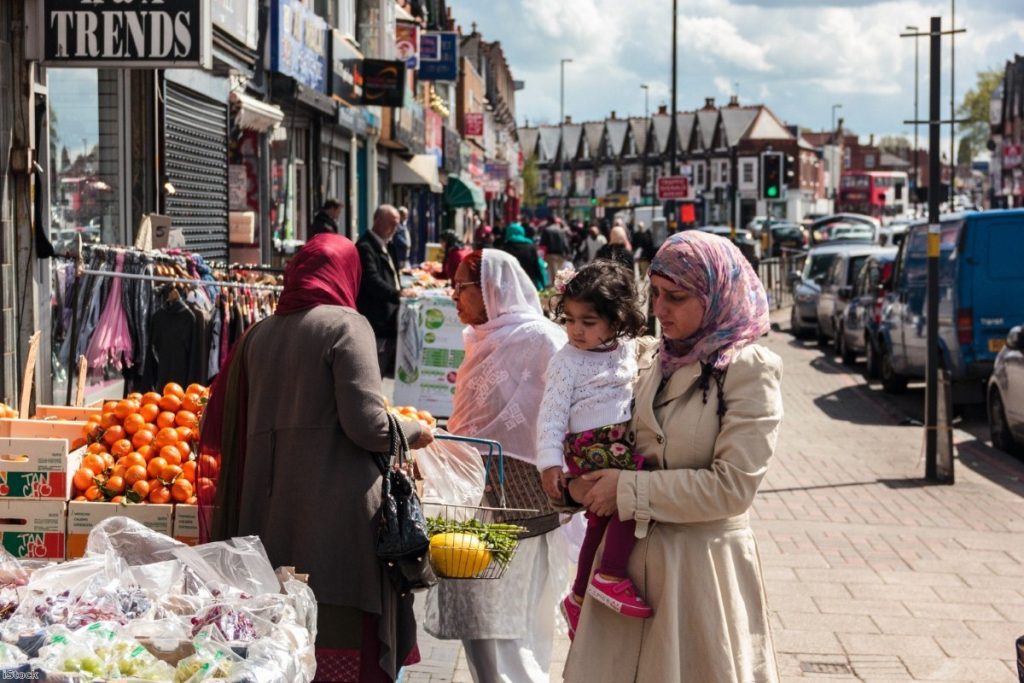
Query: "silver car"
988 325 1024 456
789 243 872 339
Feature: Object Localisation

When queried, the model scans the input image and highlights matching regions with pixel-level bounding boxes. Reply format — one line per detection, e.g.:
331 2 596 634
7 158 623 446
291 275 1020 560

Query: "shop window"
270 127 310 248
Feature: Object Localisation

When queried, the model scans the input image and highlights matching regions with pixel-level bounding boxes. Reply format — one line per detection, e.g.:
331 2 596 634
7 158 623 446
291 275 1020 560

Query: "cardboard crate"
34 405 102 421
0 438 82 499
0 417 86 444
0 499 66 560
67 501 174 559
173 503 200 545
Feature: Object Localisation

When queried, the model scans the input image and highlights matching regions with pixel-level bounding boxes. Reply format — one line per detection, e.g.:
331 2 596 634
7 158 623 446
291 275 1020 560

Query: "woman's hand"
580 469 621 517
566 477 596 506
408 428 435 450
541 467 564 499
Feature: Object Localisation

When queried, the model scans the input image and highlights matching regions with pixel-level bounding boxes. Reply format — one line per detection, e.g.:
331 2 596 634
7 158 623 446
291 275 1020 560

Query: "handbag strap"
375 412 411 475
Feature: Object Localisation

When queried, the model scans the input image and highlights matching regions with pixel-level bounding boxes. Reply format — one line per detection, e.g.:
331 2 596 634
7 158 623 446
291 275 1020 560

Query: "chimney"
610 110 617 119
727 95 739 107
703 97 716 110
657 104 668 115
564 115 572 124
869 133 875 147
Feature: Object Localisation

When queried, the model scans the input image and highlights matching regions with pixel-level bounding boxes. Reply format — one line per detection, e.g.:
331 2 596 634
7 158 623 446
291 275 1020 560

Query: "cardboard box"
0 438 82 499
66 501 174 559
230 211 256 244
0 417 86 444
172 503 200 545
34 405 102 421
0 499 66 560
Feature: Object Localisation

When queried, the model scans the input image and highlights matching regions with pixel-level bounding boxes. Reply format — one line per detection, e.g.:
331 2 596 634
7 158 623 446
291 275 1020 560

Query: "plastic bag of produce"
34 621 176 680
170 536 280 598
0 640 29 676
177 632 242 682
86 516 186 565
418 430 487 518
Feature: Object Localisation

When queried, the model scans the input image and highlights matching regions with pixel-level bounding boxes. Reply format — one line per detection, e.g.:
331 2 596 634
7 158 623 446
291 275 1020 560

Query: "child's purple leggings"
572 510 637 598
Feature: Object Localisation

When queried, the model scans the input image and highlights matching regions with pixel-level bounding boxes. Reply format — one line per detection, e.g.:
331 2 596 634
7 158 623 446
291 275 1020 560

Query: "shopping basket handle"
434 433 506 506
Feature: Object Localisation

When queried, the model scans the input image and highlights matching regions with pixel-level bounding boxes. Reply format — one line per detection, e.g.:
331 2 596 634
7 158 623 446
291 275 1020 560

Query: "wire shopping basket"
421 434 536 580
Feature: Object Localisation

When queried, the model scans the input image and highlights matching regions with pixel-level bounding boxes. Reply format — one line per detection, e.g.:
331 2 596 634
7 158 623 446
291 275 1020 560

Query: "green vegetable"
426 517 525 568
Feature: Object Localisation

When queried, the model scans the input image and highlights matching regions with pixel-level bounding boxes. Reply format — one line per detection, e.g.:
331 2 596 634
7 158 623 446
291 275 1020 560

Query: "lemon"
429 532 492 578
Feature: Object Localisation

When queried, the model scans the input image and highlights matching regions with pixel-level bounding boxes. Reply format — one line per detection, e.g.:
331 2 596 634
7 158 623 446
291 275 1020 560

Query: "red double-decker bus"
837 171 909 220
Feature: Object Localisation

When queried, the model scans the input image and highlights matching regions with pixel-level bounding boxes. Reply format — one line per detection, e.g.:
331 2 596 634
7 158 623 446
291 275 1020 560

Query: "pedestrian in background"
391 206 412 270
632 221 654 278
595 224 633 270
577 225 607 266
200 233 434 682
472 224 495 250
502 222 546 290
309 199 343 237
540 217 571 279
427 249 571 683
356 205 403 378
438 230 471 281
563 230 783 682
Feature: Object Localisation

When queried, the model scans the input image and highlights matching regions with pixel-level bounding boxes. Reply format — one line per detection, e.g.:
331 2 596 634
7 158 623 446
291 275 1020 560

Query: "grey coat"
236 306 424 672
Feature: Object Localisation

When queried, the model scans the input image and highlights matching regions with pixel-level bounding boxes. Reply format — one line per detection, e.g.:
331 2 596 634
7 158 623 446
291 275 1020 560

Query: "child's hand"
541 467 564 499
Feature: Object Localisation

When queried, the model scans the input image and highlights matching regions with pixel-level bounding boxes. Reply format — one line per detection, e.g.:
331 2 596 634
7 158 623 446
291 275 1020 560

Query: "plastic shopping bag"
417 430 487 514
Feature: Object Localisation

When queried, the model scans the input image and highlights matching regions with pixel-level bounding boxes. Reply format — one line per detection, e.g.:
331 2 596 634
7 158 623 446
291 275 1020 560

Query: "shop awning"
230 91 284 132
392 155 443 193
445 174 486 211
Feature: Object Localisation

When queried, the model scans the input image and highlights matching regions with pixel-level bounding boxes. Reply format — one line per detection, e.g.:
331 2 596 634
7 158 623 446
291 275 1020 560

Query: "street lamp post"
641 84 650 119
831 103 843 136
560 57 573 221
907 25 920 214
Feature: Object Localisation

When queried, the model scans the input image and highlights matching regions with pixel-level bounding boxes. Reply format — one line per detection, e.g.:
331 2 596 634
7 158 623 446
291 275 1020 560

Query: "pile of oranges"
72 383 212 505
0 402 17 418
384 400 437 430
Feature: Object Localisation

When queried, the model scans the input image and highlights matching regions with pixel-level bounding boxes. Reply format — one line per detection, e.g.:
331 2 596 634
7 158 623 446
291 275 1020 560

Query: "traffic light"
761 152 783 200
590 188 597 206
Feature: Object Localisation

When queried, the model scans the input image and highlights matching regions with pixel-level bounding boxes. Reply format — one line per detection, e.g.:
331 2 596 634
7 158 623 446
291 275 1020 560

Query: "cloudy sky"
447 0 1023 151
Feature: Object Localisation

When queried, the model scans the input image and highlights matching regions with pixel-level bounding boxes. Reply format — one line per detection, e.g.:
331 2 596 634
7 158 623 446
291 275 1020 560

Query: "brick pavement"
401 309 1024 682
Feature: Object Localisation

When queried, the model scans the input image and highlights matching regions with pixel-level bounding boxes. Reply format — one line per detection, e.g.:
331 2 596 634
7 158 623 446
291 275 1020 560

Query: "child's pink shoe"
587 574 653 618
560 593 582 640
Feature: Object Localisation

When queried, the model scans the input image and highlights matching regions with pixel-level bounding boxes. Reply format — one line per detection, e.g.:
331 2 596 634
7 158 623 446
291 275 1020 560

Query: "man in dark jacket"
356 205 402 378
632 221 655 277
539 217 570 279
309 199 342 237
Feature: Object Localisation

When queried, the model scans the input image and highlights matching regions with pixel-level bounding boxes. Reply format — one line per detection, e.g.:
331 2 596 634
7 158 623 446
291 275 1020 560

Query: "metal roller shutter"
163 82 229 260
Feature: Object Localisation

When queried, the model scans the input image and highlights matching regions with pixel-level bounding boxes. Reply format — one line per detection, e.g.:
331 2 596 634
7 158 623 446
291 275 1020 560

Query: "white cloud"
684 16 772 72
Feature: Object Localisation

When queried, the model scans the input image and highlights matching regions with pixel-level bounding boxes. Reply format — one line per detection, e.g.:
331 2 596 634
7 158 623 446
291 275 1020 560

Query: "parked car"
837 250 899 370
809 213 880 245
816 245 894 348
746 216 770 237
698 225 760 265
880 217 914 247
788 242 871 339
876 210 1024 400
768 222 809 257
987 325 1024 456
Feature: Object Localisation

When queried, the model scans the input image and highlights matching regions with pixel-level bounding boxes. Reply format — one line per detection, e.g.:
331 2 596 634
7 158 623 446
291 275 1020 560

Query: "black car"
768 223 808 257
697 225 760 266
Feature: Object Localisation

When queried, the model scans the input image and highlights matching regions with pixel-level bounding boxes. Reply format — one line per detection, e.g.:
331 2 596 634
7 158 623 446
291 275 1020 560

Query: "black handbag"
375 413 437 594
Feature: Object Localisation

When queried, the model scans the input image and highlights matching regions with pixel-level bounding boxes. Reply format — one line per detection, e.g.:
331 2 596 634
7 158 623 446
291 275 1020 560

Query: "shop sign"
1004 144 1022 170
395 22 419 70
361 59 406 107
656 175 689 200
270 0 328 93
568 197 592 208
601 193 629 208
443 126 461 174
425 111 444 168
39 0 211 68
212 0 257 50
393 295 464 418
484 162 509 181
337 104 367 136
418 31 458 82
464 112 484 137
330 29 363 107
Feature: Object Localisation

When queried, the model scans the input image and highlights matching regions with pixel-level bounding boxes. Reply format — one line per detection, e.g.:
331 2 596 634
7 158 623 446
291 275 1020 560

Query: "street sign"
657 176 689 200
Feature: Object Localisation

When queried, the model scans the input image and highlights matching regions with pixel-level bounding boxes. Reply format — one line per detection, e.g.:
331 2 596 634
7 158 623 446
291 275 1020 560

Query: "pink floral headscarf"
650 230 769 375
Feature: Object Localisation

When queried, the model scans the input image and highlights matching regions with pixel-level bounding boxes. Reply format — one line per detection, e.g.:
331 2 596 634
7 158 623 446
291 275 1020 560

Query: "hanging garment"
85 252 135 370
146 297 197 390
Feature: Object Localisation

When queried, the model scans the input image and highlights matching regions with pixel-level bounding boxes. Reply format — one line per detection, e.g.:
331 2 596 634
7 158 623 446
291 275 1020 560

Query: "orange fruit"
131 479 151 499
127 392 143 402
181 461 197 483
99 412 120 429
181 393 202 413
159 445 182 467
85 485 104 501
156 411 177 429
160 464 183 483
158 394 181 413
113 400 139 420
163 383 185 398
82 453 106 475
198 454 220 479
73 468 96 492
174 440 191 460
175 426 194 443
124 465 148 486
110 495 126 504
111 464 127 480
174 410 198 429
185 383 206 397
137 445 153 461
123 413 145 435
82 422 102 441
86 442 107 455
73 495 87 502
171 478 193 503
185 496 198 505
149 486 171 504
121 452 146 470
103 425 126 446
110 439 133 458
102 401 119 413
105 475 125 495
138 403 160 423
70 437 87 450
153 428 179 449
147 456 168 479
101 452 116 470
141 392 162 406
131 430 155 450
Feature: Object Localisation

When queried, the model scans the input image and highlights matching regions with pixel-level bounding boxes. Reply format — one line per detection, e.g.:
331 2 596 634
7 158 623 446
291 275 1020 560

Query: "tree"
957 69 1002 164
521 153 540 209
878 135 911 154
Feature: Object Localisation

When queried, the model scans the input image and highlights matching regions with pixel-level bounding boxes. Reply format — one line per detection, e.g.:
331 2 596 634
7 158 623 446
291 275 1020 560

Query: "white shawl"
447 249 567 465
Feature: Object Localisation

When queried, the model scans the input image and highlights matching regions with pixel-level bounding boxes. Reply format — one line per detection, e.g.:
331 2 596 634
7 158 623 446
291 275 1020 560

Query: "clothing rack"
78 268 284 292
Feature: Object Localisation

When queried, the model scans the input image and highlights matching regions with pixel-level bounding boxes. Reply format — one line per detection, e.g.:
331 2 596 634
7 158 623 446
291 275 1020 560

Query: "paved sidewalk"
403 310 1024 682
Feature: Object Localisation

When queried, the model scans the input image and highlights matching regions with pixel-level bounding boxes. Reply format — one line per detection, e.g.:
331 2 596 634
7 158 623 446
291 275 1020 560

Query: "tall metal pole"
913 27 920 213
925 16 941 480
669 0 678 176
560 58 572 221
641 84 650 120
949 0 955 189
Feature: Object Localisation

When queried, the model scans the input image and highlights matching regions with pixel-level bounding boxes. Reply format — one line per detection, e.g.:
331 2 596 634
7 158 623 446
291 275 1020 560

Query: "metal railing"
756 248 807 310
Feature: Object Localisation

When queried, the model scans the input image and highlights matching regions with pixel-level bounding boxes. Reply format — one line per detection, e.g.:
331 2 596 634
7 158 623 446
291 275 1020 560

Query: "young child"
536 260 650 640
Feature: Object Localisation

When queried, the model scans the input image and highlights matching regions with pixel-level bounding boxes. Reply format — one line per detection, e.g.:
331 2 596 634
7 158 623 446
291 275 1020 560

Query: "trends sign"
38 0 211 68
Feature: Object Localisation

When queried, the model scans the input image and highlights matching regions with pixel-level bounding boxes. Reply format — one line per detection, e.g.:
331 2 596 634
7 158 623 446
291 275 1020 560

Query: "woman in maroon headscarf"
200 234 433 682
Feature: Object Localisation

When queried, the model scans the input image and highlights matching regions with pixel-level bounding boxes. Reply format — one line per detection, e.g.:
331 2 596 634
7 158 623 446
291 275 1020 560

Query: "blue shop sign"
418 32 458 82
271 0 328 93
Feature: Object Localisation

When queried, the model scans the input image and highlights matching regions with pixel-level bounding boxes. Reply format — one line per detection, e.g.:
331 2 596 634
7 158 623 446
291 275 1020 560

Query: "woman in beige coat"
563 230 783 683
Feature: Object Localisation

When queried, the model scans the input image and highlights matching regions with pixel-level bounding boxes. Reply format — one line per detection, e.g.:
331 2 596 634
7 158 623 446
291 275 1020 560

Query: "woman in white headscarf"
425 249 572 683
